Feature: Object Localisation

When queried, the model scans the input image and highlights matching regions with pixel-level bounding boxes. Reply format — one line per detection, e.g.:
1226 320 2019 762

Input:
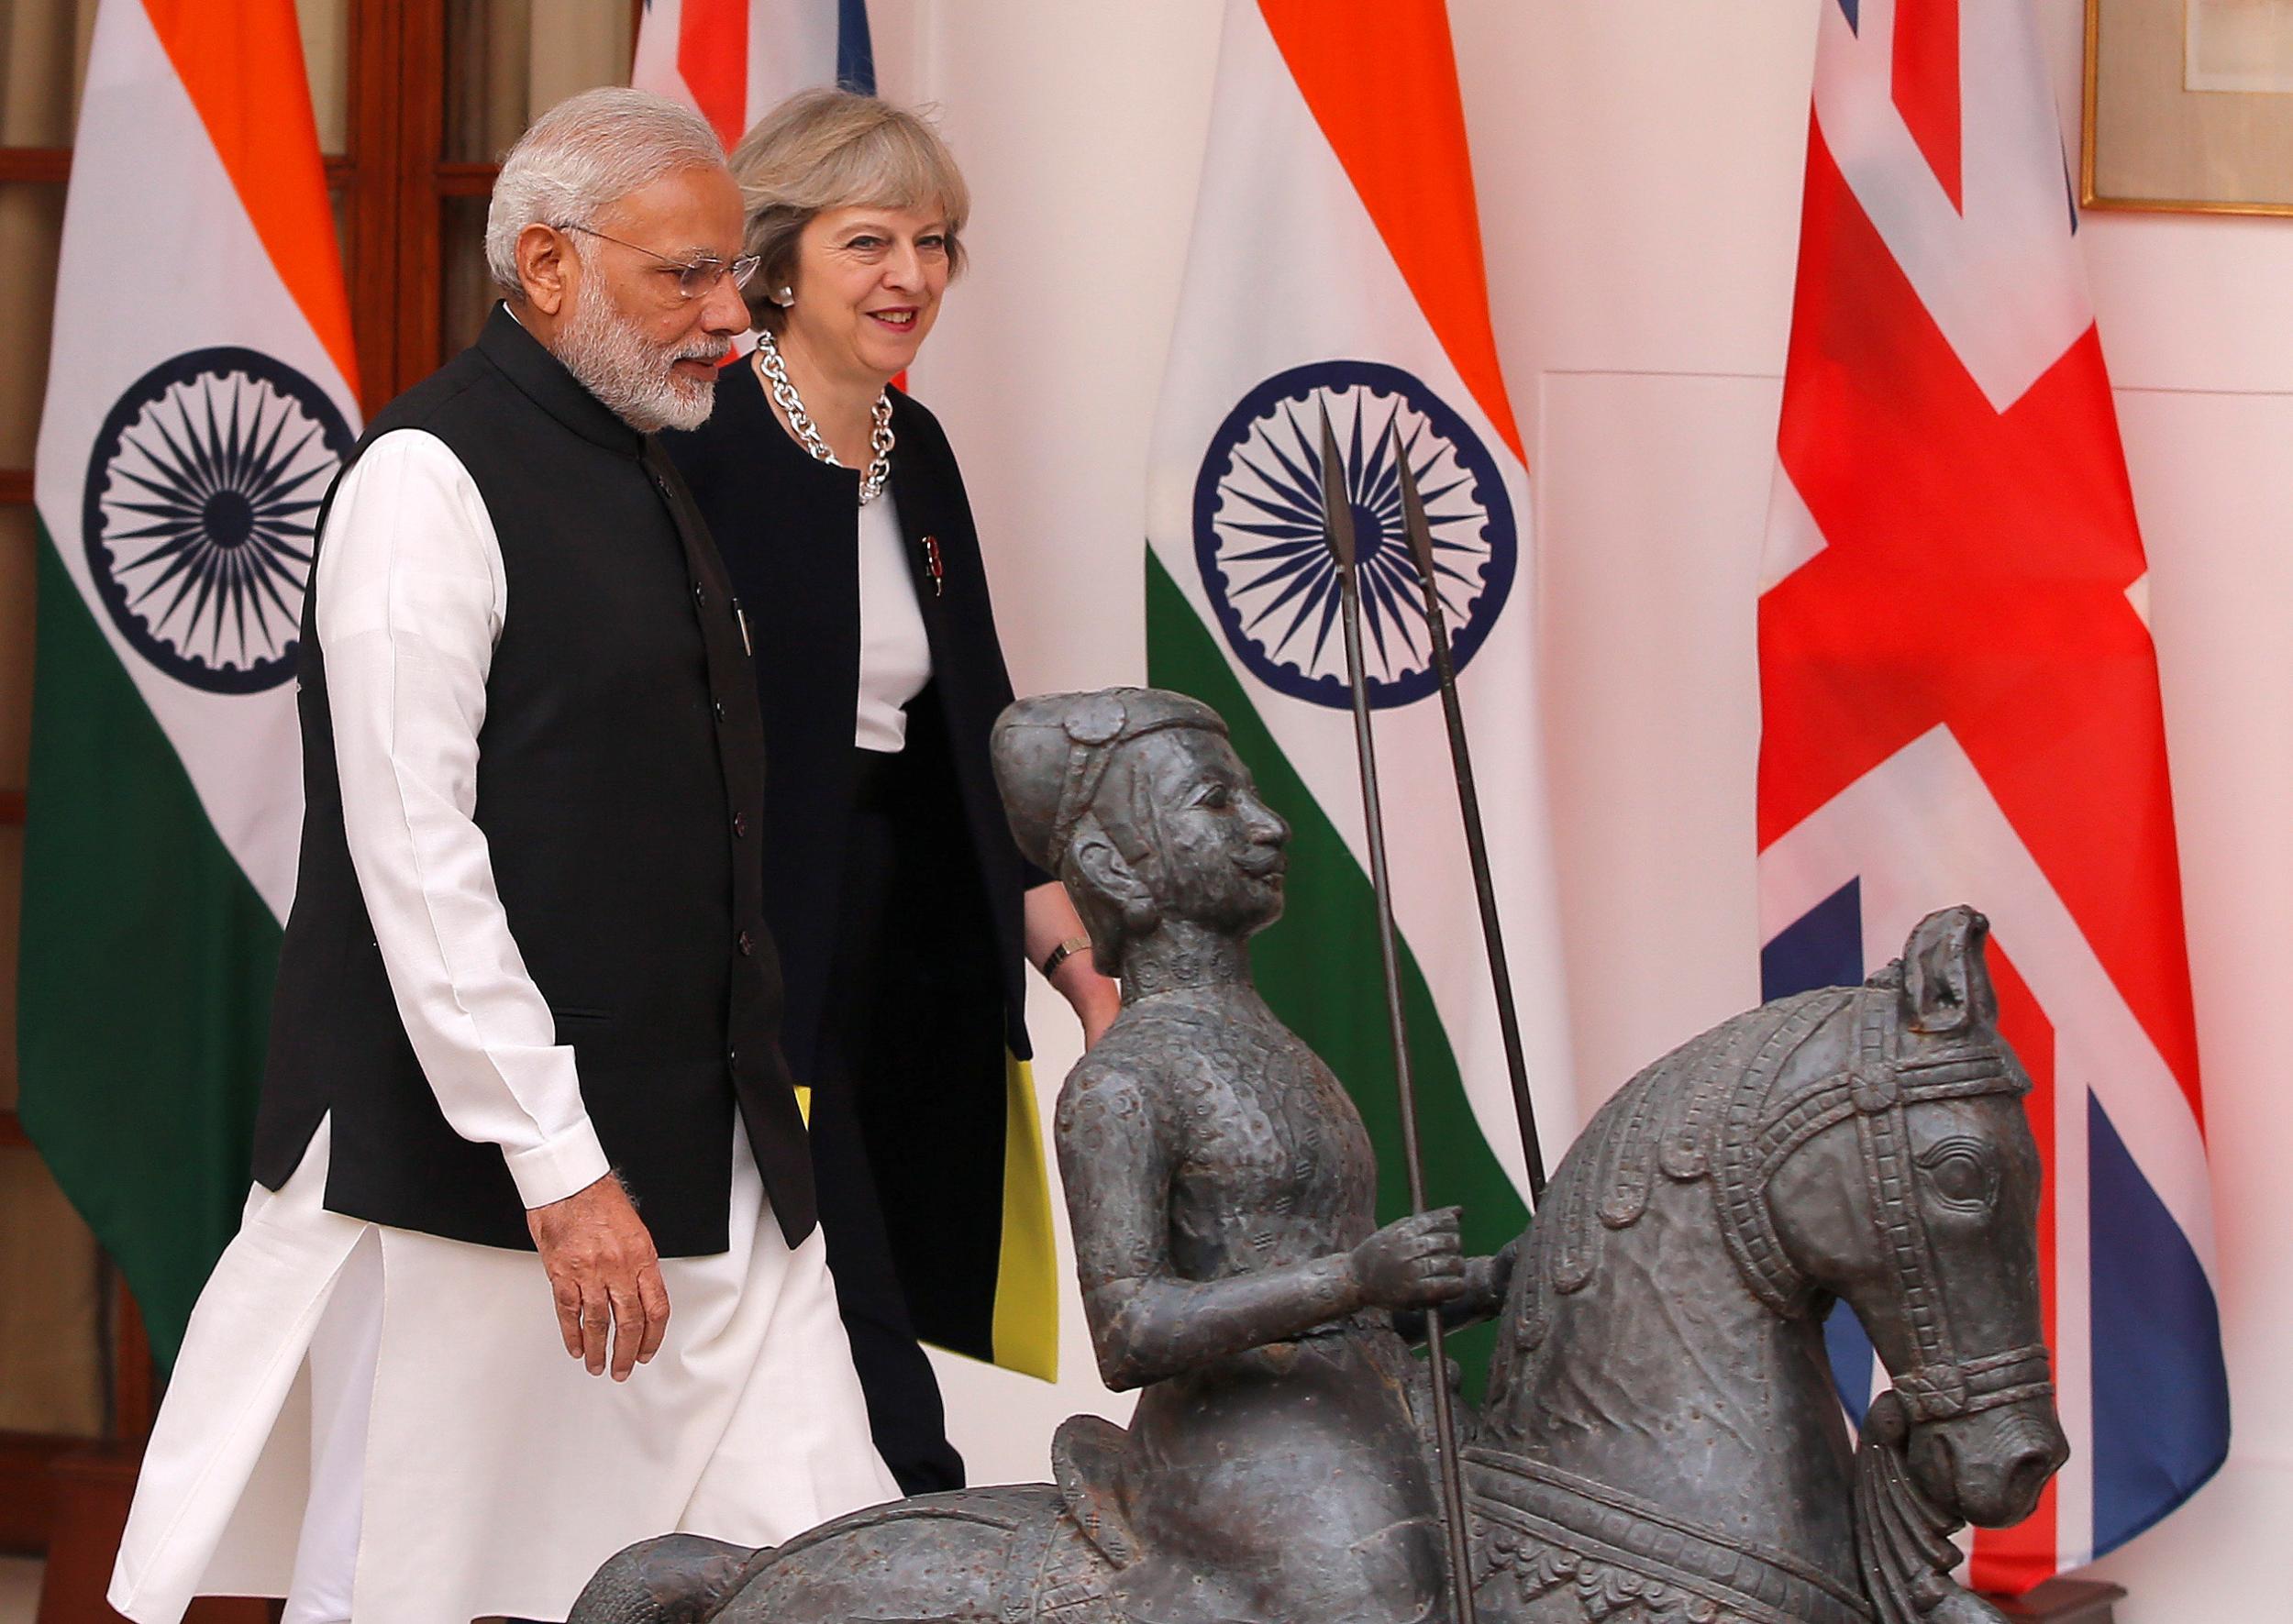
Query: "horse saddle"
1049 1414 1441 1624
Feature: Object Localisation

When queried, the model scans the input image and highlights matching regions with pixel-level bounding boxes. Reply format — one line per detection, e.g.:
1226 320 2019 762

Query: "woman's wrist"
1037 933 1091 980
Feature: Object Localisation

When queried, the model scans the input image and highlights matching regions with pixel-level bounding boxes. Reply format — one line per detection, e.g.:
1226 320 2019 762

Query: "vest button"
737 930 756 956
713 700 727 724
692 580 705 605
726 1047 739 1069
732 812 748 837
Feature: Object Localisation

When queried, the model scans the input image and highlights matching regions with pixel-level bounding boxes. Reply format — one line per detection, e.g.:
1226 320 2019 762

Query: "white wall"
873 4 2287 1615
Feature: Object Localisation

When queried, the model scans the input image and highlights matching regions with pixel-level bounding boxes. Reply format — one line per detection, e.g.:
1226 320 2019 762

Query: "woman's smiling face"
780 201 952 386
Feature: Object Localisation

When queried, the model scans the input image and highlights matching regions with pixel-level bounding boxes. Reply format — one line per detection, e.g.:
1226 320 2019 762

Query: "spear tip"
1389 421 1440 588
1316 399 1357 571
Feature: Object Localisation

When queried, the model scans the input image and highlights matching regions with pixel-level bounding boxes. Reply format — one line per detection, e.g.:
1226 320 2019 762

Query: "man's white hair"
484 87 726 296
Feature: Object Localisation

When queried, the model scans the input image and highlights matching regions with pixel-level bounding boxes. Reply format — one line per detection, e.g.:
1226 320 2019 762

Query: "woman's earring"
774 286 795 306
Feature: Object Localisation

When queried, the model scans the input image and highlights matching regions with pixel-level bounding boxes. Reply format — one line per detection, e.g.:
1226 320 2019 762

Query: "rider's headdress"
991 687 1228 874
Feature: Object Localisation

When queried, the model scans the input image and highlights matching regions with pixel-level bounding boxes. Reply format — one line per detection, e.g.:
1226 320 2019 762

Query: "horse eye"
1919 1144 1995 1210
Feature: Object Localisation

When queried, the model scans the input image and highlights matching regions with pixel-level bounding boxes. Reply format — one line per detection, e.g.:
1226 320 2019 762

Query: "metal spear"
1316 402 1481 1624
1390 425 1548 1204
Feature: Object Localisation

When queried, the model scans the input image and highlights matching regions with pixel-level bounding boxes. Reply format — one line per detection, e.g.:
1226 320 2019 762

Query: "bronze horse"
1468 905 2066 1624
568 693 2063 1624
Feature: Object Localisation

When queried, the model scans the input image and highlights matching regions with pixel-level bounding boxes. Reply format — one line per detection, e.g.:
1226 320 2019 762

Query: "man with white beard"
107 89 898 1624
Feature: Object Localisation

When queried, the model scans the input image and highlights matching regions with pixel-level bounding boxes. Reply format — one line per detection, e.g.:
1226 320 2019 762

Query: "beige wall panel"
0 184 64 471
296 0 349 155
446 0 636 163
0 0 99 149
0 1141 104 1437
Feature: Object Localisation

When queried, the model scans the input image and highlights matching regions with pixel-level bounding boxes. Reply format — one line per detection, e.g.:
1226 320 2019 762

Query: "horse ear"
1898 907 1998 1034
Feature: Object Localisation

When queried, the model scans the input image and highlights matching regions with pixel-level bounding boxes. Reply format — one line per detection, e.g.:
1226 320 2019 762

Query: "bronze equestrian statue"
568 687 2065 1624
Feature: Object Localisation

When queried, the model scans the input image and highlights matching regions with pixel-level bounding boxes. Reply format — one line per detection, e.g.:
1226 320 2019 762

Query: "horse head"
1756 907 2069 1530
1466 907 2068 1624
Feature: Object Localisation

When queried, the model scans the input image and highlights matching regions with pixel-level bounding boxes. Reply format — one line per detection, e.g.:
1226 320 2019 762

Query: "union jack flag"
633 0 876 148
1757 0 2229 1591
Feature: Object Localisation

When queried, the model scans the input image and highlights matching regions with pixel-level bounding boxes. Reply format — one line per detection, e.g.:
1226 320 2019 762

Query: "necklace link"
755 329 894 505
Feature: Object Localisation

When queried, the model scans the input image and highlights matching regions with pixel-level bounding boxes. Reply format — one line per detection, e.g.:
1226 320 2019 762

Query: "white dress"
108 430 899 1624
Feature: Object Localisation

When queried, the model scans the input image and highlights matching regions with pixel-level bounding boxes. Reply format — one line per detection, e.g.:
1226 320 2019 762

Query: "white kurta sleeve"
314 428 612 1210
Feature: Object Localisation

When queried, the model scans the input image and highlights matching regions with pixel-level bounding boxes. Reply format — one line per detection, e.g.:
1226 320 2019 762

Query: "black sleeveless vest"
251 305 816 1254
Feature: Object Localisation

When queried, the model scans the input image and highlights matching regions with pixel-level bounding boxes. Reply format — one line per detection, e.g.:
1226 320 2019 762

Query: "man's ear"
517 222 572 316
1070 825 1157 936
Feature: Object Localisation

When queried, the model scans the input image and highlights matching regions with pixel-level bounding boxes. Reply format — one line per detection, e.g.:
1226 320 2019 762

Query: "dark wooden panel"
0 1111 26 1150
392 0 449 392
0 470 31 506
111 1285 154 1445
2 789 27 825
0 149 69 183
0 1431 74 1553
433 160 500 195
343 0 401 414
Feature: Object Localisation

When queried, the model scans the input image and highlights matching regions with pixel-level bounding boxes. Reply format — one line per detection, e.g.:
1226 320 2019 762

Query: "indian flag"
21 0 359 1361
1145 0 1575 1356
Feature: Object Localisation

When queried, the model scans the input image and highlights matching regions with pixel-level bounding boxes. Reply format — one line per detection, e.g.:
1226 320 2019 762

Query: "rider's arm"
1057 1063 1364 1391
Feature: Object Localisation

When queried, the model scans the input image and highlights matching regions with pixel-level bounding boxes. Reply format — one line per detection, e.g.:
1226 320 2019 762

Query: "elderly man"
108 89 896 1624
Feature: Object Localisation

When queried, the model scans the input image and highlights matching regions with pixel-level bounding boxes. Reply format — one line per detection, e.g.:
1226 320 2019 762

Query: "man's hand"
526 1172 670 1381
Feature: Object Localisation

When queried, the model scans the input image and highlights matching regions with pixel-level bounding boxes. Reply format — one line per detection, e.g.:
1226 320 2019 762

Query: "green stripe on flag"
1146 549 1525 1395
18 527 282 1366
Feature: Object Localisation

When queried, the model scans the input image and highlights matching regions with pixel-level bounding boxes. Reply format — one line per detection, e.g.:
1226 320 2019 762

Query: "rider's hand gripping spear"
1315 403 1482 1624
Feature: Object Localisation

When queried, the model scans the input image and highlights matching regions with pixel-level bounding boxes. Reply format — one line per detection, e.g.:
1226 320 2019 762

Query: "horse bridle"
1711 987 2055 1424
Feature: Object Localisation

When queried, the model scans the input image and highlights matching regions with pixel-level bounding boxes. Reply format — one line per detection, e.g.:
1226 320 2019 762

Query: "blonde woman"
662 89 1117 1494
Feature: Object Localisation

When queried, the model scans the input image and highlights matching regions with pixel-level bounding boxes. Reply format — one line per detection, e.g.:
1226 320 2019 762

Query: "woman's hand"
1347 1207 1468 1310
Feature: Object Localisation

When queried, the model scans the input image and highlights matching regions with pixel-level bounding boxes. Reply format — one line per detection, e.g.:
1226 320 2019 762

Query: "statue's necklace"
753 328 894 505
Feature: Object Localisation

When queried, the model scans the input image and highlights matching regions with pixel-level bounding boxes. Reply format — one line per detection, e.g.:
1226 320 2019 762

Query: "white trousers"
280 1227 382 1624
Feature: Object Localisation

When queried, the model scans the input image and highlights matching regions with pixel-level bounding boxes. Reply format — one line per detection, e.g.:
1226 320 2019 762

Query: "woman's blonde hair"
729 88 969 330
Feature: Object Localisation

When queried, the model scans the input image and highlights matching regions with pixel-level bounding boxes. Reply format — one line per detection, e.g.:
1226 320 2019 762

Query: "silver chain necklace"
753 327 894 505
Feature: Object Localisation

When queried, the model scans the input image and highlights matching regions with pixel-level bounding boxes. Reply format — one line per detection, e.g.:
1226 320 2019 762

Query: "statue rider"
992 688 1515 1624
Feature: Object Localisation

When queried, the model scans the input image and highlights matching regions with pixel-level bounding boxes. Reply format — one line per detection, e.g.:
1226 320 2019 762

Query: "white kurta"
109 430 898 1624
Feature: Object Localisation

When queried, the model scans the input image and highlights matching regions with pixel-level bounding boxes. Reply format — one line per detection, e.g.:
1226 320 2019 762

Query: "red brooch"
922 535 946 598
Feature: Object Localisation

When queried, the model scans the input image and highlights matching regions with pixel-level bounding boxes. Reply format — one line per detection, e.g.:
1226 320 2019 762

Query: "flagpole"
1390 427 1548 1205
1317 404 1481 1624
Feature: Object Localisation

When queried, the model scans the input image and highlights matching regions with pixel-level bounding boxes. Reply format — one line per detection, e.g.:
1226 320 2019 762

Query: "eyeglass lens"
676 256 761 298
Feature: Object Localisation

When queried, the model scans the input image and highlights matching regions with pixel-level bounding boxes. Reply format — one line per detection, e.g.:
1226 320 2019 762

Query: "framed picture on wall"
2086 0 2293 215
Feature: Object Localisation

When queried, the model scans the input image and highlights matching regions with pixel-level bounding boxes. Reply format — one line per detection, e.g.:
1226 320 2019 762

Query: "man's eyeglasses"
557 223 762 301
